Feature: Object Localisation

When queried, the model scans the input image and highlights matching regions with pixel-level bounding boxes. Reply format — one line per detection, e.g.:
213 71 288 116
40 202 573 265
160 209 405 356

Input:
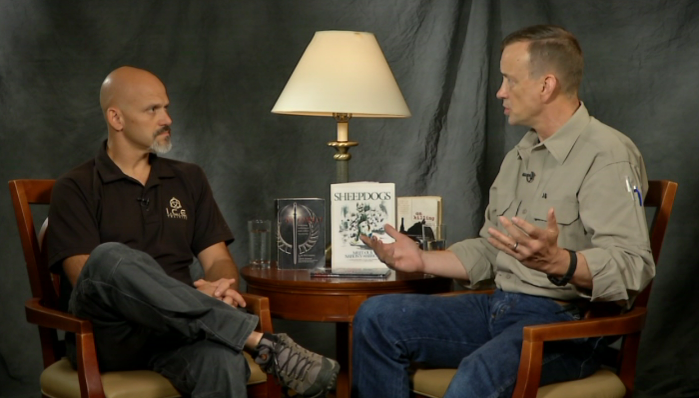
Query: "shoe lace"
269 339 314 385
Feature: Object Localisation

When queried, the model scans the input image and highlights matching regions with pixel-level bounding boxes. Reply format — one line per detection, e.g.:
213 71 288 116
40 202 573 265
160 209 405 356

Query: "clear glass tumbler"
421 224 446 251
248 219 271 268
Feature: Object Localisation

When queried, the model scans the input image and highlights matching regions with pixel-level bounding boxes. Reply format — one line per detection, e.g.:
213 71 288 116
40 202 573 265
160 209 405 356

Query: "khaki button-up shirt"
449 103 654 305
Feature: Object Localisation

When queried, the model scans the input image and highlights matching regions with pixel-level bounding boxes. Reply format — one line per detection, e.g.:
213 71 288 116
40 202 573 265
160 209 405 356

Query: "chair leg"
76 331 106 398
512 340 543 398
619 332 641 398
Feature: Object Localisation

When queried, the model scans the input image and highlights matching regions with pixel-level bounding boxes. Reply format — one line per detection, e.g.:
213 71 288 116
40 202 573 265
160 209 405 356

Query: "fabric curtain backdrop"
1 1 697 397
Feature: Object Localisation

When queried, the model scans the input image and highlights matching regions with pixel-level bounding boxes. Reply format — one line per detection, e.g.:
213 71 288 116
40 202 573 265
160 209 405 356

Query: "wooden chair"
9 179 281 398
411 180 678 398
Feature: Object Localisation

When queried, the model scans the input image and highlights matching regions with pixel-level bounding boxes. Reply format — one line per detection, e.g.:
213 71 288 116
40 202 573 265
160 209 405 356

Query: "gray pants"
68 242 259 397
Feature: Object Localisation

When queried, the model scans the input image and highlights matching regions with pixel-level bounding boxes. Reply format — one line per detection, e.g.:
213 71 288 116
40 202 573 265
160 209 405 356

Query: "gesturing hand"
487 207 565 274
194 278 246 308
360 224 424 273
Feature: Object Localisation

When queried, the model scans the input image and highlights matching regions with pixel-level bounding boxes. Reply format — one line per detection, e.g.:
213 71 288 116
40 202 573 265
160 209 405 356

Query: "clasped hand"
487 207 564 274
194 278 246 308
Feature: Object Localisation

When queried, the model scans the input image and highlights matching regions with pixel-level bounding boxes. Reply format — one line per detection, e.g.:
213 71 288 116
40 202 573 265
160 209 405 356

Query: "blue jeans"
68 242 259 397
351 290 604 398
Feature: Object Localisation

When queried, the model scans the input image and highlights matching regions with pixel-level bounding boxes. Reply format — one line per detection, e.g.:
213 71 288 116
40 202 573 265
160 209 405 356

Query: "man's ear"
107 108 123 131
541 74 559 102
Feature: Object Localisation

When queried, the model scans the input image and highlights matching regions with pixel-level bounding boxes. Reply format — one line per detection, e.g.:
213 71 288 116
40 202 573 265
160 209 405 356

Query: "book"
310 267 391 278
276 198 326 269
397 196 443 240
330 182 395 270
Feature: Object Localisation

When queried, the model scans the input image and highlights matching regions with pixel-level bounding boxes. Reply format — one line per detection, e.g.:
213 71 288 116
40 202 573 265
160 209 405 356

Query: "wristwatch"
547 249 577 286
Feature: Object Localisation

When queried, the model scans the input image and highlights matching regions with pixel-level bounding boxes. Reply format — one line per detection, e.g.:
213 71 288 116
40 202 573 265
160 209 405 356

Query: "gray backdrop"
1 1 698 397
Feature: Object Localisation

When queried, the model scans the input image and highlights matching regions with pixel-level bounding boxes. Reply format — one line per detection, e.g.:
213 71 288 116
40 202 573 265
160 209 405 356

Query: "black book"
276 198 326 269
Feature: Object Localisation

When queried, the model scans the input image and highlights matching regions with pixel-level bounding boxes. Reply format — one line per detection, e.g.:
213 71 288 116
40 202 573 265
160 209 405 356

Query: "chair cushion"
411 368 626 398
41 352 267 398
536 370 626 398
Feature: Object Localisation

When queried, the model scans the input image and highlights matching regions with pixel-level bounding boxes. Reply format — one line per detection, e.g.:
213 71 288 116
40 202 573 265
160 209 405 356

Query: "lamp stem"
328 114 358 183
336 160 349 184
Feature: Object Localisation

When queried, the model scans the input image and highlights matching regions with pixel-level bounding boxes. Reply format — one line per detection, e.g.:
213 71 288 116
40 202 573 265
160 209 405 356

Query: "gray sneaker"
254 333 340 397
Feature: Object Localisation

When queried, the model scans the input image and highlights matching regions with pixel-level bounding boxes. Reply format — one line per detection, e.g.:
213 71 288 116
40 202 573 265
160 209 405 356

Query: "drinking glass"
248 220 271 268
421 224 446 251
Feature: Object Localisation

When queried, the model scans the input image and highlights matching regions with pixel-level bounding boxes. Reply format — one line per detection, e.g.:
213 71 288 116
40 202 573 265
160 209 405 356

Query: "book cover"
397 196 443 239
330 182 395 270
276 198 325 269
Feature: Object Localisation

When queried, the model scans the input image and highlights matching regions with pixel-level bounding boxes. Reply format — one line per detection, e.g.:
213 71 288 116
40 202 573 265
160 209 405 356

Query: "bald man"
48 66 339 397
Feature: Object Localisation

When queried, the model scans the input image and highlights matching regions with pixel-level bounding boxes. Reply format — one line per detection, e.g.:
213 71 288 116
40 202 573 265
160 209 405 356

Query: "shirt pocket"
495 194 519 219
531 198 584 248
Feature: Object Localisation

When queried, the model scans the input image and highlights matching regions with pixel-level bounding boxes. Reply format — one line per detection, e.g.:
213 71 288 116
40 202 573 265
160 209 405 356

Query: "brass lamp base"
328 140 358 183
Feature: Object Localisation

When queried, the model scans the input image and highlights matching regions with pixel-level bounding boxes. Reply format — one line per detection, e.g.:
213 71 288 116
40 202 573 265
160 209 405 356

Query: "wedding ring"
512 242 519 251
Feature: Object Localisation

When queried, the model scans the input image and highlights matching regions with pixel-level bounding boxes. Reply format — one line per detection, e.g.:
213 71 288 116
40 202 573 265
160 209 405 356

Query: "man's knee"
354 294 406 337
88 242 129 262
78 242 130 279
356 295 391 322
83 242 160 280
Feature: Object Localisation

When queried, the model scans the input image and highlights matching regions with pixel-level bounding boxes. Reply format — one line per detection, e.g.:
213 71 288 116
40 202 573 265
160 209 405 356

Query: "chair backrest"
634 179 678 308
9 179 57 306
602 180 677 394
9 179 63 367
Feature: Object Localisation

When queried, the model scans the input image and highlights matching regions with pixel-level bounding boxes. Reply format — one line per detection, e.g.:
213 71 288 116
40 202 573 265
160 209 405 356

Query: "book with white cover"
397 196 443 239
330 182 395 270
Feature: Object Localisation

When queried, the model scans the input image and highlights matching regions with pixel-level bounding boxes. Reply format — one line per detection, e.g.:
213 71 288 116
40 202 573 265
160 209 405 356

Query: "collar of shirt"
515 102 592 165
94 139 175 186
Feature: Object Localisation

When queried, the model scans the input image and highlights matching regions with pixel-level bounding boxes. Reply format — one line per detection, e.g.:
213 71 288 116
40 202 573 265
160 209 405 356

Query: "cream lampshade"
272 30 411 182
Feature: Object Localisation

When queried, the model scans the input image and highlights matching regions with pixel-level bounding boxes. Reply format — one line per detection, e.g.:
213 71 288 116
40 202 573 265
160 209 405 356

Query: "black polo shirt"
48 140 234 286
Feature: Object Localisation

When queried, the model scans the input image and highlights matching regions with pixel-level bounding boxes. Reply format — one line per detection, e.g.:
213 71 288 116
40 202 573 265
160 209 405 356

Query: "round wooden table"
242 266 452 398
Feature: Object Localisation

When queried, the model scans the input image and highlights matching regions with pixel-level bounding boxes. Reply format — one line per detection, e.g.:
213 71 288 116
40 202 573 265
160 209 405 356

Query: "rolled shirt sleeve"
448 237 497 288
576 161 654 302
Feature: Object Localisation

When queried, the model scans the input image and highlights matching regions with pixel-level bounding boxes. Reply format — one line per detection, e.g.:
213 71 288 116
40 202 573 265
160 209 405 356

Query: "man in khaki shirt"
351 25 653 398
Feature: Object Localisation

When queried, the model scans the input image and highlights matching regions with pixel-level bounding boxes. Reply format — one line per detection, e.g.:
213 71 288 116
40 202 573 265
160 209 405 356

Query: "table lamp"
272 30 411 183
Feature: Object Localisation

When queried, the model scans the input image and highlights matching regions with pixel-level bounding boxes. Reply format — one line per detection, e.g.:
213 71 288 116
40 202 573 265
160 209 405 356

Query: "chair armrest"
25 298 93 334
25 298 106 398
513 307 647 398
522 307 646 342
240 293 273 334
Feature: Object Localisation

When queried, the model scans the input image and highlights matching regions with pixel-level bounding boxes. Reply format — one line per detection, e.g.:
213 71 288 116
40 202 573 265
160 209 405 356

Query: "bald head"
99 66 166 117
99 67 172 154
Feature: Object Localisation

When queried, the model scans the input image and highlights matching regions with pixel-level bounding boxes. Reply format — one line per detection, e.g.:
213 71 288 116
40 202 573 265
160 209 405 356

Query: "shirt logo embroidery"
166 197 188 220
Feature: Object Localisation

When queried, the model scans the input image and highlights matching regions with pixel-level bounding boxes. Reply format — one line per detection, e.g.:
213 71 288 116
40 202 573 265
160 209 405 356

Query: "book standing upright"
276 198 326 269
396 196 443 237
330 182 395 270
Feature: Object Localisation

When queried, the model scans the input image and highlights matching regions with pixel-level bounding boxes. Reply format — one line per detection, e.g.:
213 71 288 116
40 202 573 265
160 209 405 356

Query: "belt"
553 299 588 307
552 299 589 317
553 299 624 319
